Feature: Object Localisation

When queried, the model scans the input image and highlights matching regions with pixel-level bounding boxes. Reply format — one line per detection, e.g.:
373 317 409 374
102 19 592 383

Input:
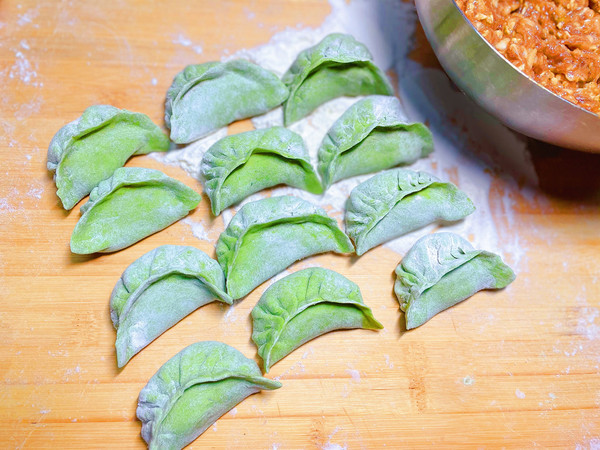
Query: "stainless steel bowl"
414 0 600 153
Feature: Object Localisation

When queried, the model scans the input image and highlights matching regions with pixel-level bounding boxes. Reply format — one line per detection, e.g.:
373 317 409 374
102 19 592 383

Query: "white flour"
153 127 227 181
323 426 347 450
171 32 204 54
151 0 536 267
9 49 40 86
345 367 361 383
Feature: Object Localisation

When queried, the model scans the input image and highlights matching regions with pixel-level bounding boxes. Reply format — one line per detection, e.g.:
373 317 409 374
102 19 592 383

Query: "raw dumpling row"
46 32 515 450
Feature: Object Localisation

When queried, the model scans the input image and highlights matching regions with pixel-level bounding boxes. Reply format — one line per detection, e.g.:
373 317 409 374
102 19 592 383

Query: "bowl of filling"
415 0 600 152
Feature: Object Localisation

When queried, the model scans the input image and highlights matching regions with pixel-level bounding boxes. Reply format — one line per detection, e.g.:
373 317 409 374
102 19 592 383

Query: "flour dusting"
151 128 227 180
345 367 361 383
172 32 203 54
63 365 85 381
0 198 16 213
172 33 192 47
181 217 210 241
17 8 39 27
9 49 40 86
323 427 347 450
148 0 534 266
223 304 239 326
27 185 43 200
273 345 312 380
577 307 600 341
384 354 394 369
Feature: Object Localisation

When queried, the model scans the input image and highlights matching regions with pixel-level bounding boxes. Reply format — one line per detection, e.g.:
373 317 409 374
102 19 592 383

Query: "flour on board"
323 427 347 450
17 8 39 27
150 0 535 269
345 367 361 383
9 49 40 86
577 307 600 341
172 32 203 54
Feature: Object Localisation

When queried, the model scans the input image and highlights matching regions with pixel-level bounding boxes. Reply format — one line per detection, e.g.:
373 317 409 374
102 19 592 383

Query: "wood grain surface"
1 1 600 448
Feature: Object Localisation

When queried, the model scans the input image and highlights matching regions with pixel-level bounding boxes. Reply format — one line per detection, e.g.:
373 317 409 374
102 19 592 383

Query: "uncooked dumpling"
252 267 383 372
70 167 201 254
47 105 169 209
110 245 232 367
282 34 394 125
165 60 289 143
201 127 322 215
137 341 281 449
216 195 354 299
394 233 515 329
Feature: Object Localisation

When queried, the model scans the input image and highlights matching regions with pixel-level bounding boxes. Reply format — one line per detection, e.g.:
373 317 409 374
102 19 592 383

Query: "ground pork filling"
456 0 600 115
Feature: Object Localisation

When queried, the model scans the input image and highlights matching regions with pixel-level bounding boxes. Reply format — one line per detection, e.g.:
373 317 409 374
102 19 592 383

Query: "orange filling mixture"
456 0 600 115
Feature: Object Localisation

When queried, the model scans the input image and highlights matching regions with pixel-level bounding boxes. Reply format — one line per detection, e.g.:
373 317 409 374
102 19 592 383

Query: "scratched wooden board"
1 0 600 448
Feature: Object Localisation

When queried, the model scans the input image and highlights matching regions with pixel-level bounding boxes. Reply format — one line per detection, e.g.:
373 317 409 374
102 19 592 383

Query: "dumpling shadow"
347 253 362 266
200 193 220 226
47 166 76 217
55 200 72 217
528 138 600 204
68 251 103 264
109 345 124 377
390 269 409 338
397 314 408 337
245 304 261 365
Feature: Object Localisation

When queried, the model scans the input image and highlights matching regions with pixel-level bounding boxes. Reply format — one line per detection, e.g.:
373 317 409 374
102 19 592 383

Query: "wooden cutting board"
1 0 599 448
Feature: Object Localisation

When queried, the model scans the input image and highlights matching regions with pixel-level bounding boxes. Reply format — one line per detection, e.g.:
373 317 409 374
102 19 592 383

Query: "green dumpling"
201 127 322 215
70 167 201 254
346 169 475 255
318 95 433 188
394 233 515 329
165 60 289 143
252 267 383 372
110 245 232 367
137 341 281 449
47 105 169 210
282 33 394 125
216 195 354 300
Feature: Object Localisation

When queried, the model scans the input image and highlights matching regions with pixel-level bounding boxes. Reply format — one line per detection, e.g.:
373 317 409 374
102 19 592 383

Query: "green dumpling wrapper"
110 245 232 367
394 233 516 330
137 341 281 450
165 60 289 143
47 105 169 210
216 195 354 300
345 169 475 255
282 33 394 125
252 267 383 372
318 95 433 188
201 127 322 215
70 167 201 254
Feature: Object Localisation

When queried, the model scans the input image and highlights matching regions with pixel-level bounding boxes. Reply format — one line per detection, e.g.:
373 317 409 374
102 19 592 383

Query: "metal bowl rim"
441 0 599 119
